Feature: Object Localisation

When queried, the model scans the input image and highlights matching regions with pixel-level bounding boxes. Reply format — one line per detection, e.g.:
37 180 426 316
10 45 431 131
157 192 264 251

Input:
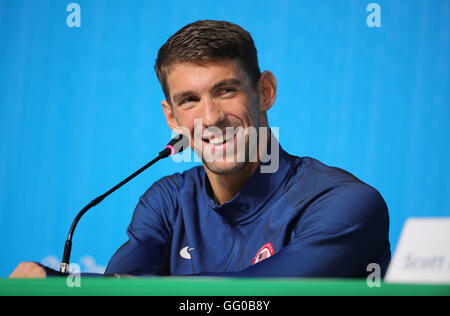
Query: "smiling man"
10 20 391 278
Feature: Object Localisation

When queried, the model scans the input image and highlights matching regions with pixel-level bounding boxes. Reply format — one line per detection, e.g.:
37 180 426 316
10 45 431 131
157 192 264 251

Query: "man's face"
162 59 263 175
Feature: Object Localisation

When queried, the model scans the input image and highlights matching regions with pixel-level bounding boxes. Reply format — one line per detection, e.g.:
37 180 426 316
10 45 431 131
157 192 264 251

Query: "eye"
180 96 199 106
218 87 236 96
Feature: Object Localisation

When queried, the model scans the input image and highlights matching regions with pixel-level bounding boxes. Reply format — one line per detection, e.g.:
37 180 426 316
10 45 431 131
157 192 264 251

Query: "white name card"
385 217 450 284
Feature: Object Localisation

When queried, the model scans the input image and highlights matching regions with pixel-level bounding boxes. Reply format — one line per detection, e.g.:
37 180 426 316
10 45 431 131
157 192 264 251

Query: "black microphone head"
159 134 190 158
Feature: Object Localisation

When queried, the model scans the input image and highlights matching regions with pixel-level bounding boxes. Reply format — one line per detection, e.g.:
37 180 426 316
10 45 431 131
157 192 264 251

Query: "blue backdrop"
0 0 449 276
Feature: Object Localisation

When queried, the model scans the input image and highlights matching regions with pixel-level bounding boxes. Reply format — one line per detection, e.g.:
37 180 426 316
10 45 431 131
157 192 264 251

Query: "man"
10 20 390 278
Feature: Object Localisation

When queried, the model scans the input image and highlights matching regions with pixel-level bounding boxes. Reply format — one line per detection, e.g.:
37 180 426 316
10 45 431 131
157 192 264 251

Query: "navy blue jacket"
103 144 391 278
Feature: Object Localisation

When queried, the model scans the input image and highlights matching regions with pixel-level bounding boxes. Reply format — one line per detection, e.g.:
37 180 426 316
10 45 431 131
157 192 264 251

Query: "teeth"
206 134 234 145
210 137 225 145
203 130 237 144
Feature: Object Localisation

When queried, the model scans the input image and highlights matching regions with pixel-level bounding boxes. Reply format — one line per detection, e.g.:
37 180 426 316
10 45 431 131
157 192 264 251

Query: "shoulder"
129 165 204 232
281 156 391 277
310 181 388 228
287 155 360 187
282 155 388 231
283 154 377 201
141 165 204 205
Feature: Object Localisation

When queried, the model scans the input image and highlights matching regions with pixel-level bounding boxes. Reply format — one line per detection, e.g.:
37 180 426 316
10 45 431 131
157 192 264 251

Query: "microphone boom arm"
60 134 187 274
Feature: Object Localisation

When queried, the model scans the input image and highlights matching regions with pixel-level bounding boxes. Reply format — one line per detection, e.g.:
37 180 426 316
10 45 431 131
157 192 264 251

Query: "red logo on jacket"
252 242 275 264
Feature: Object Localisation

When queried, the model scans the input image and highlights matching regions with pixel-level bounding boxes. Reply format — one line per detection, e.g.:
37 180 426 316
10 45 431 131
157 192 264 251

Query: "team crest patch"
252 242 275 264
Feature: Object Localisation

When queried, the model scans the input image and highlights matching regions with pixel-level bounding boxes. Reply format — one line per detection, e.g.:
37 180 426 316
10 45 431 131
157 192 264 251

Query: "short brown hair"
155 20 261 103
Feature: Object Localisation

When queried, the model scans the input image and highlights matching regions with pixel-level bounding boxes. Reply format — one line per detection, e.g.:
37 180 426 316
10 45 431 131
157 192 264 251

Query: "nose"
201 97 225 128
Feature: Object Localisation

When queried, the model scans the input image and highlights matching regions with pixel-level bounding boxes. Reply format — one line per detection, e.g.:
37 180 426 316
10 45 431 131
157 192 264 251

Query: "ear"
257 71 277 112
161 100 181 132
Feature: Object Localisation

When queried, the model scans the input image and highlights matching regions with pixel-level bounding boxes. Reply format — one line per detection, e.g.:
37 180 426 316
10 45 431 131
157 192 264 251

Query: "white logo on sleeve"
180 246 195 260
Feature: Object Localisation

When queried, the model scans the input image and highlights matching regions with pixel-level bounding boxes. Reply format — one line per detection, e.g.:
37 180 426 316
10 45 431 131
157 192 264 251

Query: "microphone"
158 133 190 158
60 134 189 274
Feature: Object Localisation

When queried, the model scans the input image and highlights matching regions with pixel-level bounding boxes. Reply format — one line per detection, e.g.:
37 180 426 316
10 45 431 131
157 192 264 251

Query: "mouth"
202 129 239 154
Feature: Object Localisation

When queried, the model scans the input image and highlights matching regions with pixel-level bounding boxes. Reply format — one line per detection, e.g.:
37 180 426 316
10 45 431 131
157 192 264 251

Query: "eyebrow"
172 78 243 104
212 78 242 90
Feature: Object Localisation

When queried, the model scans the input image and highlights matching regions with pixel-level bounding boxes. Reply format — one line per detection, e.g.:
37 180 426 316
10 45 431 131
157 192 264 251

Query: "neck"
205 125 272 205
205 161 259 205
